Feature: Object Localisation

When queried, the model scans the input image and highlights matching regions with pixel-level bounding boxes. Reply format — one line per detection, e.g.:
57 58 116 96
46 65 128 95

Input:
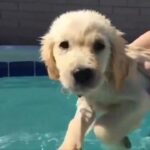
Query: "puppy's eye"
93 40 105 53
59 41 69 49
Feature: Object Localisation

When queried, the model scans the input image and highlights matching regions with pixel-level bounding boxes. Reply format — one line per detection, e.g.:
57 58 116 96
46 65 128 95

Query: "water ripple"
0 132 61 150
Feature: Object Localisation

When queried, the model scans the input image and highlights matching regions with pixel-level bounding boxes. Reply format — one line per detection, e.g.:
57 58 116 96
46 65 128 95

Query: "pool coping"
0 45 40 61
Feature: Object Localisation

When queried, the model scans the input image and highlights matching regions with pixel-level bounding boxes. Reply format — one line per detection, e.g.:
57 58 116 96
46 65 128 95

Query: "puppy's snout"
73 68 95 86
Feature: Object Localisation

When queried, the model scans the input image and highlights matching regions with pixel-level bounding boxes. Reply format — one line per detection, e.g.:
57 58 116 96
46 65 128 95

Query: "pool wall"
0 46 47 77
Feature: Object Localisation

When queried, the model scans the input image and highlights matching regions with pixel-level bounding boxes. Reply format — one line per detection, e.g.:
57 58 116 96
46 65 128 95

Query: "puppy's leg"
93 100 142 150
59 97 95 150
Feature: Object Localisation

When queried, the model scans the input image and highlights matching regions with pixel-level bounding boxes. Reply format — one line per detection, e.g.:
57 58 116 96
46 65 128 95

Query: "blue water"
0 77 150 150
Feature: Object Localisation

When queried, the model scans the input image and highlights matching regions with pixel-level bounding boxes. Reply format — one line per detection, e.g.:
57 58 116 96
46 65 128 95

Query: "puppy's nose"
73 68 95 86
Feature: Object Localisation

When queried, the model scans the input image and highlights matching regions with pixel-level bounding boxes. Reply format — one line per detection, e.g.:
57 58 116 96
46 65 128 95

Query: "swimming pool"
0 45 150 150
0 76 150 150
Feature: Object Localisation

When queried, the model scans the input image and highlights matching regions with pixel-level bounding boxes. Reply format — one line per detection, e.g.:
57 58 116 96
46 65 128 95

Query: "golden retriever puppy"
40 10 150 150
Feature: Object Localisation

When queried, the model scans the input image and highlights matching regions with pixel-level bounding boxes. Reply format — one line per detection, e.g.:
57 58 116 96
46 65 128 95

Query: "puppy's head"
41 10 129 95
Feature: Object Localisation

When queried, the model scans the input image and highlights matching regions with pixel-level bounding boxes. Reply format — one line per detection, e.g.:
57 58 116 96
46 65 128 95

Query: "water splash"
0 132 61 150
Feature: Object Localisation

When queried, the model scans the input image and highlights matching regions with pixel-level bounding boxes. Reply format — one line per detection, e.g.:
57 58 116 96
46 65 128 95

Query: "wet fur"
40 10 150 150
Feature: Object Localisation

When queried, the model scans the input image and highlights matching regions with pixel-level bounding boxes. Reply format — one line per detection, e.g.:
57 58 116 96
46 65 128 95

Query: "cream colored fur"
40 10 150 150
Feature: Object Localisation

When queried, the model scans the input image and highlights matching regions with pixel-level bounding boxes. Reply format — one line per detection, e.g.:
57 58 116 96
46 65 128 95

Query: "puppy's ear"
106 31 130 90
40 34 59 80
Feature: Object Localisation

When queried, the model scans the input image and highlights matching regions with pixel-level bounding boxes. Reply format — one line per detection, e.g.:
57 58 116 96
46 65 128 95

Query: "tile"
9 61 34 77
0 62 8 77
35 62 47 76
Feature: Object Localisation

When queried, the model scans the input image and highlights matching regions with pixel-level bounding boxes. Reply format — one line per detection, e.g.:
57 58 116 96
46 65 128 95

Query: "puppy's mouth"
71 68 99 94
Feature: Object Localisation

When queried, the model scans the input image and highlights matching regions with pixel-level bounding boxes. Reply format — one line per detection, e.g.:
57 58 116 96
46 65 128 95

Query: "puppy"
40 10 150 150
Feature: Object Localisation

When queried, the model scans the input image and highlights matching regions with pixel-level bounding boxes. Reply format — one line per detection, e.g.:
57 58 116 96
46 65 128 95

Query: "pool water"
0 77 150 150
